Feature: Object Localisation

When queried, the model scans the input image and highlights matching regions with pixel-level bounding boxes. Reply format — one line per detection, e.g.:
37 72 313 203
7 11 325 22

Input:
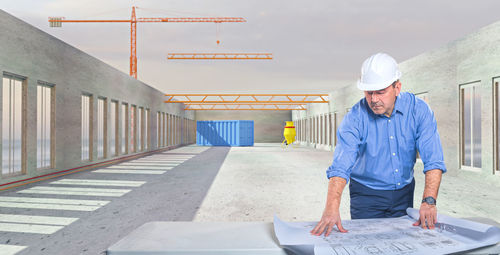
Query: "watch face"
423 197 436 205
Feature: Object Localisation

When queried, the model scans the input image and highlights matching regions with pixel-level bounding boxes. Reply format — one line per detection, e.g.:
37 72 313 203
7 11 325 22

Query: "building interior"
1 3 500 254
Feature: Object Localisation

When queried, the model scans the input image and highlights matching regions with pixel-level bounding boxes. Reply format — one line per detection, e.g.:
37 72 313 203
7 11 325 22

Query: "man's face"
364 81 401 116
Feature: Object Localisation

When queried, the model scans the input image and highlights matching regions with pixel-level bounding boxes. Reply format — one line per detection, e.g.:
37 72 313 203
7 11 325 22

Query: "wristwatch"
422 196 436 205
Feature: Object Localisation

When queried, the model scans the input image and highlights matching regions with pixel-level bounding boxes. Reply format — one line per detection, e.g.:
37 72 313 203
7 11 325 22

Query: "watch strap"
422 196 436 205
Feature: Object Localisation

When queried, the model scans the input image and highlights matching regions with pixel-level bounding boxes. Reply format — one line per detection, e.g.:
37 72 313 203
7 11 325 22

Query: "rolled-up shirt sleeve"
326 111 362 182
415 100 447 174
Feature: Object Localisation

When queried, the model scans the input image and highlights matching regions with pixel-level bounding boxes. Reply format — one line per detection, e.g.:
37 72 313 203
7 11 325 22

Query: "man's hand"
310 208 347 236
414 169 442 229
413 203 437 229
312 177 348 236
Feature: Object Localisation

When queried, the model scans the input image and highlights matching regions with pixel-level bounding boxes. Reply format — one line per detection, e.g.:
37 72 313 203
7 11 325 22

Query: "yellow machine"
282 121 296 148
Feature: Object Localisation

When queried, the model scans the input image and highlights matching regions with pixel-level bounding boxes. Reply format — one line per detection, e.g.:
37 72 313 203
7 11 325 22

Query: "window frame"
493 78 500 175
459 81 482 171
145 108 150 150
130 105 137 153
1 73 28 178
97 97 107 159
138 106 144 151
81 93 93 162
109 100 119 157
121 102 128 155
36 80 56 169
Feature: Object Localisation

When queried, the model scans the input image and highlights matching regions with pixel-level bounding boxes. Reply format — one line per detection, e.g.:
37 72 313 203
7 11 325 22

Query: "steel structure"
49 7 246 79
184 104 306 111
164 94 329 103
164 94 329 111
167 53 273 60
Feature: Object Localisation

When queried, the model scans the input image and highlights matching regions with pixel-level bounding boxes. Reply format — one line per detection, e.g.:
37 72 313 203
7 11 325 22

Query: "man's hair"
391 80 399 88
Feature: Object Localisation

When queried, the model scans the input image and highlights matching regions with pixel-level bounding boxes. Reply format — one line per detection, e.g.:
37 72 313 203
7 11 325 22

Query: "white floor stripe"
129 159 185 161
24 186 130 193
51 179 145 187
118 163 180 166
0 244 27 255
142 156 193 158
129 161 184 163
17 190 126 197
0 202 101 211
129 158 189 160
105 166 173 170
0 222 63 234
146 154 194 156
130 159 186 162
157 154 196 156
93 169 165 174
142 157 192 160
18 187 130 197
140 156 193 159
0 196 109 206
0 214 78 226
115 165 179 168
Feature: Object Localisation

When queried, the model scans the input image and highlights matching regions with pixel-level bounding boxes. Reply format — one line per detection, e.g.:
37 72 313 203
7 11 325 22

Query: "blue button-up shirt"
326 92 446 190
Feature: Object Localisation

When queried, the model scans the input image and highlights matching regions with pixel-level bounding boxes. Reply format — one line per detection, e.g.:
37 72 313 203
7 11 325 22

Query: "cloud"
4 0 500 93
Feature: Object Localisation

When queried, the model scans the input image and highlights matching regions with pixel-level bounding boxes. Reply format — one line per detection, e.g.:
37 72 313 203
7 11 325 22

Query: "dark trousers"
349 178 415 219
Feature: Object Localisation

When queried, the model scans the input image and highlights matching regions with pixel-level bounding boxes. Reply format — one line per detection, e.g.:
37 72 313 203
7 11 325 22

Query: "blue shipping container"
196 120 254 146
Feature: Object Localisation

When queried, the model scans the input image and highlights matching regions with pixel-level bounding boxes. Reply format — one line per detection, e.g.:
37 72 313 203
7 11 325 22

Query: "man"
311 53 446 236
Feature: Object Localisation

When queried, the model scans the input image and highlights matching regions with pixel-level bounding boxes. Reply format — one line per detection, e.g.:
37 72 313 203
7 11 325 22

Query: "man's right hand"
310 208 348 236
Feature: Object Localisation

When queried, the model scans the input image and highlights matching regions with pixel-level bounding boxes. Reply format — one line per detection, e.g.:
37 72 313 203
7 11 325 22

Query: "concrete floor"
194 143 500 223
0 144 499 254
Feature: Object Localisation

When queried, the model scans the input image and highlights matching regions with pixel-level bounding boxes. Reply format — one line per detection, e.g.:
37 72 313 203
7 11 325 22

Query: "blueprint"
274 208 500 255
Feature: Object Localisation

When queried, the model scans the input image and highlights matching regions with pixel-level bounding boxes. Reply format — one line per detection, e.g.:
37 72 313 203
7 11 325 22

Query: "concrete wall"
0 10 194 186
294 19 500 181
195 111 291 143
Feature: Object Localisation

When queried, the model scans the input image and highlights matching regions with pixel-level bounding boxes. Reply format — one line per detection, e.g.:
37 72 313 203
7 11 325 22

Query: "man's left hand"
413 203 437 229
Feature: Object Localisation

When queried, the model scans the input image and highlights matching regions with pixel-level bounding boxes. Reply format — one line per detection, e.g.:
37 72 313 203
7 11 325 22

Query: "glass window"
325 115 328 145
130 105 136 153
307 118 310 143
110 101 118 156
328 114 332 146
173 115 177 145
496 80 500 172
164 113 167 146
302 118 305 142
97 98 107 159
81 94 92 161
121 103 128 154
157 111 162 147
138 107 143 151
186 118 189 143
461 83 481 168
178 116 181 145
296 119 300 142
37 82 54 169
167 114 171 146
311 117 314 144
145 108 150 150
316 116 319 144
182 117 185 144
162 113 166 147
319 115 323 144
2 75 25 176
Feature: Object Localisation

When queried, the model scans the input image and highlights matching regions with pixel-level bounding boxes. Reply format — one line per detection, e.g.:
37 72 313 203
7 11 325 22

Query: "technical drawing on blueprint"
274 208 500 255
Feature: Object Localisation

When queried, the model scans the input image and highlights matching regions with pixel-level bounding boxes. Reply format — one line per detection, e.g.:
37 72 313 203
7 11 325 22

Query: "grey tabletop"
107 219 500 255
107 221 292 255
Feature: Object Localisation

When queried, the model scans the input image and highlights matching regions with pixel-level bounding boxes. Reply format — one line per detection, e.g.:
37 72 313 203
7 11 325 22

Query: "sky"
2 0 500 93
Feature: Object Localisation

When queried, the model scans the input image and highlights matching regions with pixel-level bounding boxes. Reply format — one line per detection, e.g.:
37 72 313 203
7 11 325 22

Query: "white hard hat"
357 53 401 91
